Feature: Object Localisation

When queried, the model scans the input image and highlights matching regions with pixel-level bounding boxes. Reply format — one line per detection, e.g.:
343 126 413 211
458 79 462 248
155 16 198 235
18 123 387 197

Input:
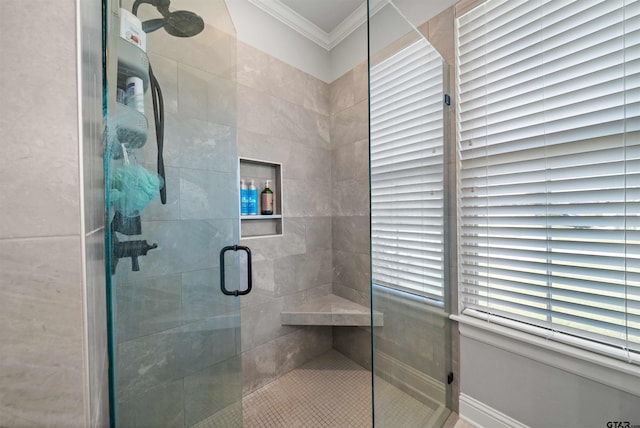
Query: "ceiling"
248 0 382 50
278 0 363 33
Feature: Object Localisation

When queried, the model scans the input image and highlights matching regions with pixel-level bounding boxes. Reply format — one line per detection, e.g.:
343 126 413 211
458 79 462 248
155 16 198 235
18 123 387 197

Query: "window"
370 39 446 301
457 0 640 361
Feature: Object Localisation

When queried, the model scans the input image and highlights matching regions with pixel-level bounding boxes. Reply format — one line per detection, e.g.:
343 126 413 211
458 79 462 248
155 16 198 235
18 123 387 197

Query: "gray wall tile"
313 111 332 150
284 179 332 217
118 317 240 400
147 23 234 80
304 217 333 252
353 61 369 105
271 96 316 146
330 100 369 149
235 44 341 396
240 298 296 350
237 42 269 91
333 250 371 295
116 274 182 343
184 357 242 426
0 1 80 240
304 74 330 116
237 84 272 135
274 250 333 296
333 283 370 308
332 179 370 216
332 216 370 254
242 341 277 395
182 268 238 324
149 114 235 173
147 53 179 115
135 379 185 428
333 327 371 370
275 327 332 376
241 217 306 261
0 236 85 426
332 139 369 182
178 64 236 126
330 69 356 114
269 56 306 106
114 219 233 278
180 169 238 220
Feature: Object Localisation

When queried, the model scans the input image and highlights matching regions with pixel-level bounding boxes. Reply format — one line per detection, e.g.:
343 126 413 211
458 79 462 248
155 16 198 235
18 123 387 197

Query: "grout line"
0 234 84 243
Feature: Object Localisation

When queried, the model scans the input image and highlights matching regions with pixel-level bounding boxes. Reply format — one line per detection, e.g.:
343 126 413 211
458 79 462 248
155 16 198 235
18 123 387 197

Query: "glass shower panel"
103 0 243 426
368 1 452 426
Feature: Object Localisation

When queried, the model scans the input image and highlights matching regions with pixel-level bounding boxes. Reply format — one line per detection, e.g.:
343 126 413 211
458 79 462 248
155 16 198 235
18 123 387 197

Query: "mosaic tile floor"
196 349 450 427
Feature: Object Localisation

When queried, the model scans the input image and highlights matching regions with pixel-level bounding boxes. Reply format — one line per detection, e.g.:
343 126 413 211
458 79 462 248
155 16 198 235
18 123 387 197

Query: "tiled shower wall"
236 41 334 395
329 62 373 369
0 0 106 426
112 5 244 425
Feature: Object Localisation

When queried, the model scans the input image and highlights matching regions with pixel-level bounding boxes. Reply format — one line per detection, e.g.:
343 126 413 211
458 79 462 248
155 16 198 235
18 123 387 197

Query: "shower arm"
132 0 170 17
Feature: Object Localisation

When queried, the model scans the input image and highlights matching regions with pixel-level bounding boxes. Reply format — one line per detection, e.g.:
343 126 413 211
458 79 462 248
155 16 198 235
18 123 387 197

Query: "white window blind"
370 39 445 300
457 0 640 358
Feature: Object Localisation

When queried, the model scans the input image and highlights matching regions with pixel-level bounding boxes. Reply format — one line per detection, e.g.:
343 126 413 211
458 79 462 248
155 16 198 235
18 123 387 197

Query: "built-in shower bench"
281 294 383 327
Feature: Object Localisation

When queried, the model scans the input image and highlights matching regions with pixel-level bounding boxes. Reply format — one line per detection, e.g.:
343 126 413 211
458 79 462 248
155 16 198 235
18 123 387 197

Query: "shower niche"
239 157 283 238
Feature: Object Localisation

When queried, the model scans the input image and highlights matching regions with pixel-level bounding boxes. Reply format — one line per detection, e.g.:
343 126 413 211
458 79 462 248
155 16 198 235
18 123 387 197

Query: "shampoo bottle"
261 180 274 215
248 179 258 215
240 179 248 215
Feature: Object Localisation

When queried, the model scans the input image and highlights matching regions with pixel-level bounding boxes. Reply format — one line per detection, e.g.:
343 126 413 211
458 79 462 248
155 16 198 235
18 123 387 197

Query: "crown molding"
248 0 330 49
328 0 386 50
248 0 387 51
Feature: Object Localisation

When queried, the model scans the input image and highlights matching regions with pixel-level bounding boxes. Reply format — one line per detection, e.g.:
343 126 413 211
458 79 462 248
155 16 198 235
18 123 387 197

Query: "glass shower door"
368 1 453 426
103 1 244 426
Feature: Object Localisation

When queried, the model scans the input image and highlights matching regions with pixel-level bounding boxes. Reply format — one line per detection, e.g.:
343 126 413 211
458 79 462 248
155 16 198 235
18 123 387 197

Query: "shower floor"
195 349 446 427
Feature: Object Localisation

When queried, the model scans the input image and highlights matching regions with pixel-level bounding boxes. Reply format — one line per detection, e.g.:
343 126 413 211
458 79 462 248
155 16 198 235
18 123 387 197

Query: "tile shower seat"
281 294 383 326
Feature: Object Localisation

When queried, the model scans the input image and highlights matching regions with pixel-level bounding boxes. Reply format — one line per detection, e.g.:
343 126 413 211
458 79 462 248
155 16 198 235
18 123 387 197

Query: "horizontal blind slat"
371 37 445 299
457 0 640 352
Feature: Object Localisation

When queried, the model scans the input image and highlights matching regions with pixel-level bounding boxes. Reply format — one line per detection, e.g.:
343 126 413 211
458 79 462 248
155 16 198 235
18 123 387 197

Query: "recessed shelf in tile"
239 157 283 238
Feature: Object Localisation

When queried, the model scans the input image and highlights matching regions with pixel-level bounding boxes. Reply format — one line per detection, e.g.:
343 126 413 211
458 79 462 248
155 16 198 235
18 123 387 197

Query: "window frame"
455 0 640 364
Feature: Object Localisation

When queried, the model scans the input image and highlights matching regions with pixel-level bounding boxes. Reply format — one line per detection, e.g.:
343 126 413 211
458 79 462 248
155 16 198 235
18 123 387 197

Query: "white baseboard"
459 394 529 428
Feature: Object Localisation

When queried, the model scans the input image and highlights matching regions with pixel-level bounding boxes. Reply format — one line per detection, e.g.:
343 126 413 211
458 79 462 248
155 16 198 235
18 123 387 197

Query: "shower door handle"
219 245 252 296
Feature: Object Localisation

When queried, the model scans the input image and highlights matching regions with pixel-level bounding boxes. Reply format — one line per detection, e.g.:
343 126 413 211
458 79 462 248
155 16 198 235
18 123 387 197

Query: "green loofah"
111 164 163 217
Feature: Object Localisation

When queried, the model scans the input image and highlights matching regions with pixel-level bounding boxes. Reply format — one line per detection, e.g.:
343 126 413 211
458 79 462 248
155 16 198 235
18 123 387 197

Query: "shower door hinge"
447 372 454 384
444 94 451 106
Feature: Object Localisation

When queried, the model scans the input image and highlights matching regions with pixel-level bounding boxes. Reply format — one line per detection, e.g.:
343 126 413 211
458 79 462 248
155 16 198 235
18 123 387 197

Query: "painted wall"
461 335 640 428
0 0 106 426
224 0 332 82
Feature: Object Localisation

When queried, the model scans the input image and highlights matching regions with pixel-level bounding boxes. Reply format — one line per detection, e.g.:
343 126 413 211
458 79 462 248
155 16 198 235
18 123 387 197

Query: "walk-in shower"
103 0 454 426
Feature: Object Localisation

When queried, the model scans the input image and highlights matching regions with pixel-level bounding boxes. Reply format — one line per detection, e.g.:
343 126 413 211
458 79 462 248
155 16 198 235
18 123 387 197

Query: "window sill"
451 312 640 397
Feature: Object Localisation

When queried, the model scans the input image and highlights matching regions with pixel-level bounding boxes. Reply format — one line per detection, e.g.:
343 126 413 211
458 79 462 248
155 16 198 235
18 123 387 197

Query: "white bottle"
125 76 144 113
248 179 258 215
240 179 249 215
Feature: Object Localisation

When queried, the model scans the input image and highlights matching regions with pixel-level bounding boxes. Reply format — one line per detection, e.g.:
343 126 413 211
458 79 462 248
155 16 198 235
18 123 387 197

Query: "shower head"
142 11 204 37
132 0 204 38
